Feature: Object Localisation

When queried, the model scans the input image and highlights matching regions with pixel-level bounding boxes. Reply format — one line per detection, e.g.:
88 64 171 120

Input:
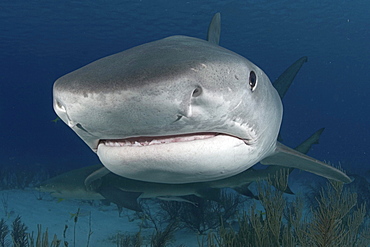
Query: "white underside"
97 135 260 184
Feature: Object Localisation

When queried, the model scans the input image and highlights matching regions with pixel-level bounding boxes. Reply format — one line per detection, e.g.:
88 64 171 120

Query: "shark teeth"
101 133 218 147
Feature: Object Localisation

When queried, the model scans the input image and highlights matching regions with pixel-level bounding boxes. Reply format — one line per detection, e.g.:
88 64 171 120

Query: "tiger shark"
52 13 351 184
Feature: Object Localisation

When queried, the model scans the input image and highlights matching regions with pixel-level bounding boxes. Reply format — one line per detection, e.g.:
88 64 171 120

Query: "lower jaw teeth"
104 139 166 147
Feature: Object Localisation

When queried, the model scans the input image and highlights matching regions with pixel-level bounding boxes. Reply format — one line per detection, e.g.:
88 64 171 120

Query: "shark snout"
53 98 68 124
53 98 89 133
53 97 82 129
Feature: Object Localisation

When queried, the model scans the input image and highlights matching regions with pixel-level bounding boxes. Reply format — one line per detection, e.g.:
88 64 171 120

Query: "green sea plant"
0 218 9 247
85 212 93 247
116 230 143 247
200 169 289 247
28 224 62 247
306 180 368 247
154 191 244 235
115 218 180 247
141 202 180 246
200 169 370 247
0 216 71 247
346 173 370 216
1 194 8 218
150 219 179 247
11 216 28 247
72 208 79 247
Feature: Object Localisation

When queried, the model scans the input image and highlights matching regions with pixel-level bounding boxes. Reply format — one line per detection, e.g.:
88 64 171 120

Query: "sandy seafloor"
0 184 282 247
1 178 310 247
0 188 208 246
1 172 369 247
0 189 201 246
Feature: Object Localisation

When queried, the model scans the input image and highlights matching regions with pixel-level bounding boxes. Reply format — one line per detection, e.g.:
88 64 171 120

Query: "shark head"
53 35 282 183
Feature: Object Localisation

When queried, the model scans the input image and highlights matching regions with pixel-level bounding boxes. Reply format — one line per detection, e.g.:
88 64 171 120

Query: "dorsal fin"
207 13 221 45
273 56 308 99
274 56 308 141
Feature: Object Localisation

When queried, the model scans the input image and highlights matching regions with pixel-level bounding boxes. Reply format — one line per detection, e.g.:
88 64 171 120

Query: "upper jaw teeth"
101 133 218 147
149 140 161 145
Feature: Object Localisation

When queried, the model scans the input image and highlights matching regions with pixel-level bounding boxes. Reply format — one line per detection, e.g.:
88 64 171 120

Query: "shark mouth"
99 132 225 148
98 132 255 149
96 132 258 183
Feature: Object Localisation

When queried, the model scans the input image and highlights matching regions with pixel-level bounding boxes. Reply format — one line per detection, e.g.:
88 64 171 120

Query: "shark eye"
249 71 257 92
192 87 202 97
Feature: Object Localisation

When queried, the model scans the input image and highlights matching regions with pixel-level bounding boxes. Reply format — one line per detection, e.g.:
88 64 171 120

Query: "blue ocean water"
0 1 368 182
0 1 369 246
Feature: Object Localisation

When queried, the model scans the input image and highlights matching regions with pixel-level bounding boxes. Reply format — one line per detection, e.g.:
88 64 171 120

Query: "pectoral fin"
84 166 110 191
261 142 352 183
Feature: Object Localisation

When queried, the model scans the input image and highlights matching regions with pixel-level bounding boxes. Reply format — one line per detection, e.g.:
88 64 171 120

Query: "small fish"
51 117 60 123
56 198 65 203
69 208 90 219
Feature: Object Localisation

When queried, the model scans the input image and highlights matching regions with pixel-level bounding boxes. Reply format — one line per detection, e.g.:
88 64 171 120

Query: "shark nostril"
55 100 66 112
192 87 202 97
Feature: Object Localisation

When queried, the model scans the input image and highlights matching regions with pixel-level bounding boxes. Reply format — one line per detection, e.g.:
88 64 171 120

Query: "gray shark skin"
37 128 325 211
81 55 313 197
52 13 351 184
